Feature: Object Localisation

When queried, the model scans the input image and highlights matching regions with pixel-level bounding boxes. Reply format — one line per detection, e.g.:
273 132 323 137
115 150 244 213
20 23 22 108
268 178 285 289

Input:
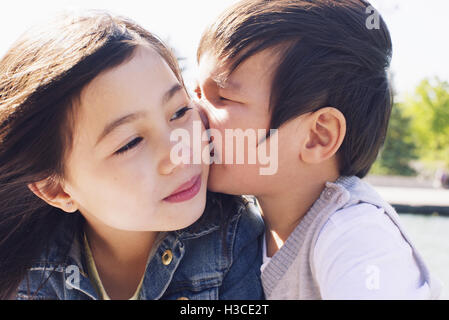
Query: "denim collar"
32 197 241 299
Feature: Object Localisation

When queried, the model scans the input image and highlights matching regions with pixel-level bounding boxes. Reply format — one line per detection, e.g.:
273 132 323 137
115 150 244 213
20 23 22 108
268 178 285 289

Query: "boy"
195 0 442 299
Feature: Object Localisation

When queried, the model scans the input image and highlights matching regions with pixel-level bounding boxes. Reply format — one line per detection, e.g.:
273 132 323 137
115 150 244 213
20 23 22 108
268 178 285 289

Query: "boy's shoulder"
317 201 396 247
333 176 390 208
318 176 400 234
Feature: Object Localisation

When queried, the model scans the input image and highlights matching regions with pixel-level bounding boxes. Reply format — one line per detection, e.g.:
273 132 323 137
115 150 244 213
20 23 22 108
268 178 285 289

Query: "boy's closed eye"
219 95 232 102
195 81 242 105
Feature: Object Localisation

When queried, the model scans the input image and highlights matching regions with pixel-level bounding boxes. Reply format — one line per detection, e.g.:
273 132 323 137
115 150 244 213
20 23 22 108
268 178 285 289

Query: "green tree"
372 102 417 176
402 78 449 168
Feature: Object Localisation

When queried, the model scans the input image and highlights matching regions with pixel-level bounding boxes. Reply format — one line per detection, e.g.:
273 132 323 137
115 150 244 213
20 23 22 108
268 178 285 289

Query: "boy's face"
197 48 302 195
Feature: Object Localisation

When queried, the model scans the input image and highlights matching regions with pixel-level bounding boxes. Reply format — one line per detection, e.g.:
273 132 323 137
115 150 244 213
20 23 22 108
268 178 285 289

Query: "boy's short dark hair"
198 0 393 178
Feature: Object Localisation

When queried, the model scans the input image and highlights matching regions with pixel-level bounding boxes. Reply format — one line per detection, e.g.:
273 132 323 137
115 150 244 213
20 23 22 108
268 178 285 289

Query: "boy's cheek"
207 159 277 195
206 164 251 194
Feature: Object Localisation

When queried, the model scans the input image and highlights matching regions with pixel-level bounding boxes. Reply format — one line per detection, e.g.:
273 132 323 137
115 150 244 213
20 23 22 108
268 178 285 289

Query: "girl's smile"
163 173 202 203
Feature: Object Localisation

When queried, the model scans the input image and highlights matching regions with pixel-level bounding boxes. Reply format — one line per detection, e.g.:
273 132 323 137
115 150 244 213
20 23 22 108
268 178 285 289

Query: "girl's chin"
164 194 207 230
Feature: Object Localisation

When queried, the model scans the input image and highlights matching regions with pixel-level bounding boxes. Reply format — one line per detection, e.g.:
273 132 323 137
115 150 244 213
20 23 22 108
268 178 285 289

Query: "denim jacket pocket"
162 285 220 300
160 267 222 300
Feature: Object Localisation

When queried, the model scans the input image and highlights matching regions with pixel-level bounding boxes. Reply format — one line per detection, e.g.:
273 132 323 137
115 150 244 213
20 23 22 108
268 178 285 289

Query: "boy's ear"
300 107 346 164
27 178 78 213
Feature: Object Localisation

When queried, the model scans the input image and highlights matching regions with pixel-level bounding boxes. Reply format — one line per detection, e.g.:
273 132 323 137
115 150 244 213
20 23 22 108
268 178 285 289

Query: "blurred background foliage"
372 77 449 176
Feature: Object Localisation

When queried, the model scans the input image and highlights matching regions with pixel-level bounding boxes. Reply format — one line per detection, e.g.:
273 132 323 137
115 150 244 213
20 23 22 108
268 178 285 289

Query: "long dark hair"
0 11 190 299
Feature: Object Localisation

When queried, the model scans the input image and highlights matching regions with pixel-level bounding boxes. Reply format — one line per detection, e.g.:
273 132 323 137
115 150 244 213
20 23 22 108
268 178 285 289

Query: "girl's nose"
157 139 192 176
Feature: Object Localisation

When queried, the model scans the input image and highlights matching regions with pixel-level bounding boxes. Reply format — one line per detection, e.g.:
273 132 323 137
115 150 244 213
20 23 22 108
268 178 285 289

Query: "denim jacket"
16 196 265 300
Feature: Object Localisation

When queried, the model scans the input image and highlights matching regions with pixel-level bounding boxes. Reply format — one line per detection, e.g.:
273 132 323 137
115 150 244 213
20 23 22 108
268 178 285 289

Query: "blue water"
399 214 449 299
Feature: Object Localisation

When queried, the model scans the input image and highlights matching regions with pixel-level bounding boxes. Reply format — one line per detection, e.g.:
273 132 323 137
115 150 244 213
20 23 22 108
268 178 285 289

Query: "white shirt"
261 203 440 299
260 234 271 273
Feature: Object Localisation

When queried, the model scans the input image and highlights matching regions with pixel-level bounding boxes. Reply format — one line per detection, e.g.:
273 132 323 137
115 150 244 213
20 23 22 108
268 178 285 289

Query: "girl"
0 11 264 300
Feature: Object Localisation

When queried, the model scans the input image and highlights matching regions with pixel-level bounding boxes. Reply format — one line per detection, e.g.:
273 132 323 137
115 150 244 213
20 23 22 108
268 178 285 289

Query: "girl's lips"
163 174 202 203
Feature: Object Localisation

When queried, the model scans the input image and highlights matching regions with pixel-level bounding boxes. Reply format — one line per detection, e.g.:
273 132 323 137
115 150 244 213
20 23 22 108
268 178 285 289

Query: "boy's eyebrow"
214 76 241 92
95 83 183 147
223 81 241 92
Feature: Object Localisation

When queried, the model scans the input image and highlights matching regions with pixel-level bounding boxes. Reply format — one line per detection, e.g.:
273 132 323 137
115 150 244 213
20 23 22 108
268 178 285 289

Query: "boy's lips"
163 174 202 203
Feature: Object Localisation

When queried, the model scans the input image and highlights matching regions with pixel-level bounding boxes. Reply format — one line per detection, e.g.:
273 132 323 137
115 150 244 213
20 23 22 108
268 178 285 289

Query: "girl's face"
63 46 209 231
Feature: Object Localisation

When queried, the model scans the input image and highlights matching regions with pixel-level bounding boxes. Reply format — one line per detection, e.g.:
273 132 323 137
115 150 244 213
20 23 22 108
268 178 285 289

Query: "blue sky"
0 0 447 98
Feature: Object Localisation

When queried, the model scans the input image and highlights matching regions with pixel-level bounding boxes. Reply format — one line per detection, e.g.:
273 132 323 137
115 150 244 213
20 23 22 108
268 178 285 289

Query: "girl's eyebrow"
95 111 146 147
162 83 183 104
95 83 183 147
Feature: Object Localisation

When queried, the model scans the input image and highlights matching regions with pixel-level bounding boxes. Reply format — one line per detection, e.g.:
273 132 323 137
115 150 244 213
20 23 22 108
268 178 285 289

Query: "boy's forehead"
199 62 245 95
198 52 232 87
198 48 279 90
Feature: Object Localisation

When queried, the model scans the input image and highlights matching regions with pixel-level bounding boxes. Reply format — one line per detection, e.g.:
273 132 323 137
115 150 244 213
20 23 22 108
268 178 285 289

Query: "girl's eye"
170 106 192 121
114 137 143 155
